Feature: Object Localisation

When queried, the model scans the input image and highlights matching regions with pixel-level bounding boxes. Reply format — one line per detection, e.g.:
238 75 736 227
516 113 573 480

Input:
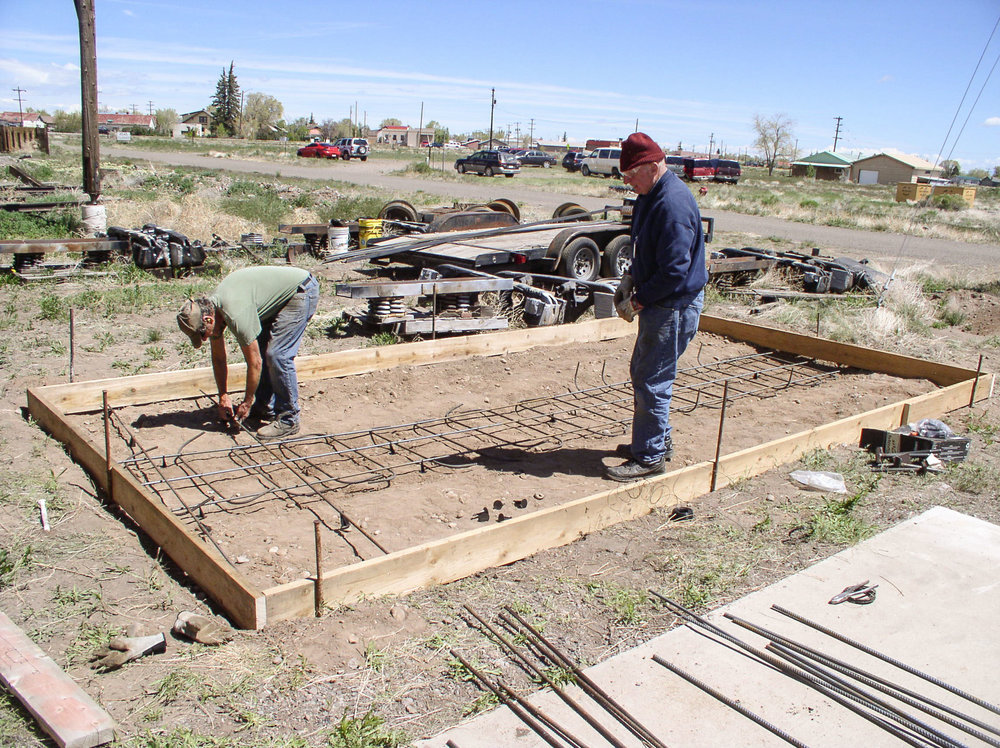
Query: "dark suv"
562 151 586 172
454 150 520 177
516 149 557 168
713 159 741 184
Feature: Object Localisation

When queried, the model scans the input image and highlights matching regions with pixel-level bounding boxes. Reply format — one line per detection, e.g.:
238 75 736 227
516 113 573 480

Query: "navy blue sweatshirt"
629 170 708 307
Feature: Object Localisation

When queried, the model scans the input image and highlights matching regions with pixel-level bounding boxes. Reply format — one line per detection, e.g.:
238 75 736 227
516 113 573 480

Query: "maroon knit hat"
620 132 664 172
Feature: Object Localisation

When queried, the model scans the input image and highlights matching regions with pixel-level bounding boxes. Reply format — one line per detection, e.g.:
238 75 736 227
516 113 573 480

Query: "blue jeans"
255 275 319 426
630 290 703 463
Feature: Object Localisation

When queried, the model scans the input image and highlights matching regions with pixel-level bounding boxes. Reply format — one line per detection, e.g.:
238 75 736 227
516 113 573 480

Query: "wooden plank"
265 461 714 621
0 611 115 748
26 389 266 629
262 381 982 621
8 163 44 187
699 315 976 386
38 316 635 414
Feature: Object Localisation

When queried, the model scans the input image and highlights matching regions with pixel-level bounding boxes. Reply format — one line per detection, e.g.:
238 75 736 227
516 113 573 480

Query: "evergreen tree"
210 61 240 136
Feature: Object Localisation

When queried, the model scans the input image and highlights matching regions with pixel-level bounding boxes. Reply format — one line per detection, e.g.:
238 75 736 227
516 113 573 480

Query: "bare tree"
154 108 178 136
752 113 794 175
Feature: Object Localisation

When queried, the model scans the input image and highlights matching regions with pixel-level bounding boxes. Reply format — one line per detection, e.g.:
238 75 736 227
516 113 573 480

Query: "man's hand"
217 393 235 423
234 397 253 421
90 633 166 671
630 296 644 313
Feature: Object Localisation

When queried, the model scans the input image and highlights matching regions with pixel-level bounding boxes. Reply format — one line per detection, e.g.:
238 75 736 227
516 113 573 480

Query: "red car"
297 142 342 159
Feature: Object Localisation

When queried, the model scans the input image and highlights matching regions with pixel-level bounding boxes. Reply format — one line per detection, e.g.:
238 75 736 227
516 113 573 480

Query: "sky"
1 0 998 170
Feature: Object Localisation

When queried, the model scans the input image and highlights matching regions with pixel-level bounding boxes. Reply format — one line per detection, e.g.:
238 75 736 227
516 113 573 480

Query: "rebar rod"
108 412 235 567
651 654 810 748
650 593 940 748
766 641 968 748
725 613 1000 744
771 605 1000 716
463 605 630 748
500 606 668 748
449 649 579 748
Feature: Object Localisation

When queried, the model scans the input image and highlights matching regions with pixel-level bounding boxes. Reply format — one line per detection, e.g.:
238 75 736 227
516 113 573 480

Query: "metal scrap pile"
106 224 206 270
708 246 889 295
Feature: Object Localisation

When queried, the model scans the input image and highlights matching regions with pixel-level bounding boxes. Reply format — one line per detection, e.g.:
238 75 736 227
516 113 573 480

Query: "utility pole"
708 132 714 157
148 100 154 116
12 87 26 126
833 116 843 152
634 118 639 133
74 0 100 203
354 100 358 137
488 88 496 148
529 118 534 146
418 101 423 149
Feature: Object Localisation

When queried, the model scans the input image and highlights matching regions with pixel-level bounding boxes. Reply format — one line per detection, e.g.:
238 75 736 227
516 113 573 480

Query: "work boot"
256 420 299 440
605 457 666 482
615 438 673 461
246 405 274 427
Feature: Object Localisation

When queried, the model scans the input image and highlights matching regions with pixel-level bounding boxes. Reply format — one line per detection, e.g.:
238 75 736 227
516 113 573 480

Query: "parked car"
444 141 462 150
683 158 715 181
454 150 520 177
713 159 741 184
562 151 586 172
665 155 685 176
297 142 342 159
580 147 623 178
428 141 443 148
333 137 370 161
516 149 557 168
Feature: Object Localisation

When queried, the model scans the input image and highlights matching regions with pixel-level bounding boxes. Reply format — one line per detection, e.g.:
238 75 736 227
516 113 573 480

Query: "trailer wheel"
559 237 601 282
378 200 418 223
487 198 520 222
552 202 591 221
601 235 633 278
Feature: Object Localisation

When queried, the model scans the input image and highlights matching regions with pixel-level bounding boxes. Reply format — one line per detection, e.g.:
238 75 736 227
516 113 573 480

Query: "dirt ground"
1 255 999 747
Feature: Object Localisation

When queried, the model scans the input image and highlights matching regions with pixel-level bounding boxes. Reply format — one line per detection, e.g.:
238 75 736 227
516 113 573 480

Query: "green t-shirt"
210 266 310 346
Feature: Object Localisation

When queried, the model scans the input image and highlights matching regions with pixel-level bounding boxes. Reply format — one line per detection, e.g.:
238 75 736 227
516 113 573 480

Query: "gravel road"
105 146 999 268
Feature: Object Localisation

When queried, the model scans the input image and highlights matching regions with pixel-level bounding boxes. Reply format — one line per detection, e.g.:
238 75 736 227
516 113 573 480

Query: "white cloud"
123 9 135 16
878 75 893 83
0 58 79 86
984 116 1000 127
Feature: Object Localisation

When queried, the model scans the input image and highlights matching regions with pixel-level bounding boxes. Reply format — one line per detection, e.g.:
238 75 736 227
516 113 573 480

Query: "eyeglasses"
622 165 646 180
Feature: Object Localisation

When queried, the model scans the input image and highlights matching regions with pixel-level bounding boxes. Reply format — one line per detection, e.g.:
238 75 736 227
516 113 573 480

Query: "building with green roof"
790 150 853 181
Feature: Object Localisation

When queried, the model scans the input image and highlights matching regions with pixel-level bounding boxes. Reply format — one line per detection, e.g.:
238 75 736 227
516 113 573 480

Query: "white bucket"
326 225 350 257
81 203 107 235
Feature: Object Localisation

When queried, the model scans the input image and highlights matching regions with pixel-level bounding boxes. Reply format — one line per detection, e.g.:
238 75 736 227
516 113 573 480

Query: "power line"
12 86 26 126
933 13 1000 168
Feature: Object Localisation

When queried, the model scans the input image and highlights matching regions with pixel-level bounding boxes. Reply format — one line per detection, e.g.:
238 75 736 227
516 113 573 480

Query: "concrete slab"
419 507 1000 747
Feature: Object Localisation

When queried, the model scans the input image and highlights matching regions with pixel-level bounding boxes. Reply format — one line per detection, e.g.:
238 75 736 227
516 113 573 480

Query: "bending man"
177 266 319 439
606 132 708 481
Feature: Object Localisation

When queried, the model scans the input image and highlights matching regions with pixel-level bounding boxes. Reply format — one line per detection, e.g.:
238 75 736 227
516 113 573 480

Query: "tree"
210 61 240 136
939 160 960 178
426 120 449 144
285 116 311 142
52 110 82 132
966 168 988 180
320 117 353 141
241 93 283 140
993 165 1000 179
752 113 794 175
154 108 178 136
379 117 402 128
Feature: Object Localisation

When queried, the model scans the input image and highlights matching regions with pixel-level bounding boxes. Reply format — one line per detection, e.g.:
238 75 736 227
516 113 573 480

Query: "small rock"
236 555 250 564
272 655 283 665
447 522 457 528
347 633 359 644
390 606 407 621
534 492 545 500
268 546 279 554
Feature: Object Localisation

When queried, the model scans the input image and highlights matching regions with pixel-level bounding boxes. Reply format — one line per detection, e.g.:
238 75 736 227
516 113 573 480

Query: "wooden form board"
26 316 994 629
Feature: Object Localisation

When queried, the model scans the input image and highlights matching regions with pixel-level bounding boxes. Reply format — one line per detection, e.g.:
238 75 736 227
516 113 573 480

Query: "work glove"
90 633 166 671
613 273 636 322
172 611 234 646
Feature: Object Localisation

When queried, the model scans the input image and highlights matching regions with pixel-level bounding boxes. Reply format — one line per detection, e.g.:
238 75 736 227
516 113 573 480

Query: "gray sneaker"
605 458 666 482
256 421 299 440
615 438 673 461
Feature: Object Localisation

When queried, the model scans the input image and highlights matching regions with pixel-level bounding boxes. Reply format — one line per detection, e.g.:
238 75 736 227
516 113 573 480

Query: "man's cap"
177 298 204 348
620 132 664 172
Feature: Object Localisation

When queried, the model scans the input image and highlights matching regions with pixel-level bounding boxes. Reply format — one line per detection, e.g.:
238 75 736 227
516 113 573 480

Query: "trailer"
330 203 714 282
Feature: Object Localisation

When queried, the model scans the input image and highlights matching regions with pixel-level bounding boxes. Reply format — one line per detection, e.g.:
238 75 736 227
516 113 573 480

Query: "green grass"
318 195 387 222
585 581 649 625
0 209 83 240
0 545 33 588
325 710 408 748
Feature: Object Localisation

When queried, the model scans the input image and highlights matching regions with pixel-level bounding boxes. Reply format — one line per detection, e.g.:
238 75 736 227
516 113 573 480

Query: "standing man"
606 132 708 481
177 266 319 439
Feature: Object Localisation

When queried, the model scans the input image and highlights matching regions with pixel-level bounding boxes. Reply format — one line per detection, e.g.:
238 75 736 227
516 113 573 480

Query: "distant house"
98 113 156 132
307 122 322 140
374 125 434 147
463 138 509 151
537 140 586 153
173 110 212 137
849 152 943 185
0 112 53 128
585 139 622 151
791 151 853 181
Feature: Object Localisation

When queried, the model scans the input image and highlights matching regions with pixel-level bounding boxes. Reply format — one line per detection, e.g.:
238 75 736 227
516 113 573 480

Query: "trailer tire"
552 202 591 221
487 199 520 221
559 237 601 282
601 234 633 278
379 200 418 223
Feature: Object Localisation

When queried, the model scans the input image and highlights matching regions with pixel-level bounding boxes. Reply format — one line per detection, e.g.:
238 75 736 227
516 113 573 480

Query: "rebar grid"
118 350 842 553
